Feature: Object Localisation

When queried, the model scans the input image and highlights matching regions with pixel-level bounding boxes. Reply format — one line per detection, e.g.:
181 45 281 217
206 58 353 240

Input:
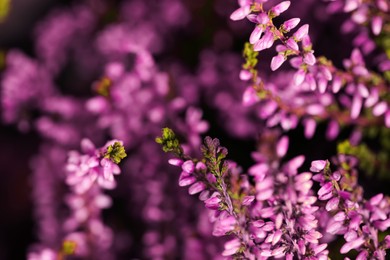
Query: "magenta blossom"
65 139 125 193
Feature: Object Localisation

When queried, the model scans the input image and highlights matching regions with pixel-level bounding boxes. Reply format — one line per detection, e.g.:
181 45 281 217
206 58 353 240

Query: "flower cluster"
311 157 390 259
232 0 390 131
28 140 126 260
157 128 332 259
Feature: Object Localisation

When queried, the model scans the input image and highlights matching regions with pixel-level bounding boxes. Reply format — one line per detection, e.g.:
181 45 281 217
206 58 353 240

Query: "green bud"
104 142 127 164
62 240 77 255
0 0 10 23
155 127 183 156
95 76 112 97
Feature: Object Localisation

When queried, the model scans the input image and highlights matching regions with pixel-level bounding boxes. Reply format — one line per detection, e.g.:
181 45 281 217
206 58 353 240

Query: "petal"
372 102 387 116
351 94 363 119
230 6 251 21
371 16 383 35
253 31 274 51
325 197 340 211
182 160 195 173
271 1 291 16
276 136 289 157
294 68 306 86
310 160 327 172
242 86 259 106
249 26 264 44
188 182 206 195
282 18 300 32
293 24 309 41
340 237 365 254
179 176 196 187
270 54 286 71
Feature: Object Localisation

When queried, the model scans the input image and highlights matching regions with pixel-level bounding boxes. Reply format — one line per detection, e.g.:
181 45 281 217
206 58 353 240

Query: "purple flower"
249 26 264 44
293 24 309 41
310 160 327 172
371 16 383 35
281 18 300 32
230 5 251 21
221 238 241 256
270 54 286 71
270 1 291 16
212 212 237 236
340 237 365 254
65 139 124 193
204 194 221 210
276 136 289 158
242 86 260 106
28 248 57 260
253 30 275 51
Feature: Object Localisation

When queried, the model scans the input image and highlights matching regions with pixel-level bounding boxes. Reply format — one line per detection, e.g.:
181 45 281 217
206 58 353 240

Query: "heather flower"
281 18 301 32
270 1 291 17
229 0 252 21
34 5 96 75
65 139 126 193
312 156 390 258
30 145 67 249
1 51 54 131
158 128 331 258
270 54 286 71
27 248 57 260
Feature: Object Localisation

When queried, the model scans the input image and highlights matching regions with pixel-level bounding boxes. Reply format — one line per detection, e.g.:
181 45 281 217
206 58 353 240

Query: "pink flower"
293 68 306 86
239 69 252 80
326 120 340 140
344 0 359 12
340 237 365 254
371 16 383 35
250 26 264 44
230 5 251 21
372 102 388 116
276 136 289 157
310 160 327 172
303 118 316 139
212 212 236 236
351 94 363 119
205 195 221 210
28 248 57 260
254 30 274 51
293 24 309 41
222 238 241 256
270 54 286 71
188 181 206 195
270 1 291 16
242 86 260 106
282 18 300 32
65 139 124 193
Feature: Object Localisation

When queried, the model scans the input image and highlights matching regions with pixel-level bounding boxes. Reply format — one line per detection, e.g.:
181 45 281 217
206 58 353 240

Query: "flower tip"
242 87 259 106
310 160 327 172
230 6 251 21
272 1 291 16
168 158 183 166
270 54 286 71
276 136 289 157
239 69 252 81
372 16 383 36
